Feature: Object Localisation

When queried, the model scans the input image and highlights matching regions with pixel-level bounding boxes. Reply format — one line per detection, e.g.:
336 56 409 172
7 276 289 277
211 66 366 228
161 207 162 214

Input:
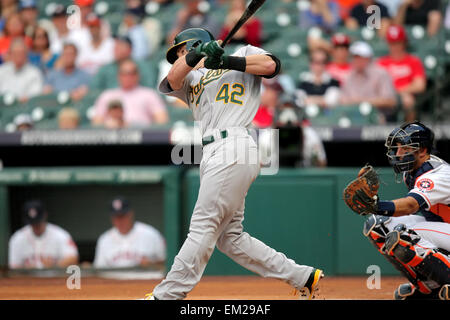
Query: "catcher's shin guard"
363 217 433 293
385 224 450 286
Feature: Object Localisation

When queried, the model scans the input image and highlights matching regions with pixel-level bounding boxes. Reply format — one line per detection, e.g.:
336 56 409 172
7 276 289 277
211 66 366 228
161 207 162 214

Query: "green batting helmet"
166 28 215 64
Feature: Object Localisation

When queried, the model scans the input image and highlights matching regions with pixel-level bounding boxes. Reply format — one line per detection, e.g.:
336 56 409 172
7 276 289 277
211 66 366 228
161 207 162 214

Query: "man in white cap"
13 113 33 131
340 41 397 123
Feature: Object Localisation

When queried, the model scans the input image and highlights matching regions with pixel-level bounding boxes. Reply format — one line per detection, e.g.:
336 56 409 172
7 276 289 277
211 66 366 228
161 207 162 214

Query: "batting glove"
195 41 224 58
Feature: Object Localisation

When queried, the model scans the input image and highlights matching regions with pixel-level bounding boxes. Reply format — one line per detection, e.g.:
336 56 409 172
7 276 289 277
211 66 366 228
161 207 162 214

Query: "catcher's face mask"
385 128 420 174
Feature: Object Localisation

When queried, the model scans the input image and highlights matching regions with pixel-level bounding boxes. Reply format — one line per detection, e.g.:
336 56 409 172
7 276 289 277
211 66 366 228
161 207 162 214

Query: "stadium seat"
281 57 310 83
0 102 62 131
417 51 444 80
0 107 24 130
166 104 194 125
74 90 102 126
28 93 72 108
444 30 450 63
209 4 228 29
258 6 302 42
101 12 123 35
149 2 183 40
306 104 380 127
0 94 21 109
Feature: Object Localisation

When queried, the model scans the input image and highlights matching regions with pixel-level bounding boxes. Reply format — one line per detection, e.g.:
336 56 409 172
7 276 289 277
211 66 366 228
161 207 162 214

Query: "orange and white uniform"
385 155 450 253
408 156 450 224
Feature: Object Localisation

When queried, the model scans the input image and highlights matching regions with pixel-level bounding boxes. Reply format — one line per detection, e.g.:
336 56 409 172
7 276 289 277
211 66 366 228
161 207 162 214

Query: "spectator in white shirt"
0 38 43 102
76 13 114 75
47 4 70 55
67 0 111 49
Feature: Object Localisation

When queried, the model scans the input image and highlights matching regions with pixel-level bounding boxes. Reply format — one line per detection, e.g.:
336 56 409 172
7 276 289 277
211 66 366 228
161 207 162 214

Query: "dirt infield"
0 276 405 300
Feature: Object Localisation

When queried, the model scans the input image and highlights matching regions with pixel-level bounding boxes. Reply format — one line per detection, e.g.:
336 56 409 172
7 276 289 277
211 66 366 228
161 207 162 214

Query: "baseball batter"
145 28 323 300
362 121 450 300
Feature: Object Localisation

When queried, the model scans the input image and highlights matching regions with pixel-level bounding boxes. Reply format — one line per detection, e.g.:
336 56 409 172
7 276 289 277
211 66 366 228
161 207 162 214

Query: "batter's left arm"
243 54 280 78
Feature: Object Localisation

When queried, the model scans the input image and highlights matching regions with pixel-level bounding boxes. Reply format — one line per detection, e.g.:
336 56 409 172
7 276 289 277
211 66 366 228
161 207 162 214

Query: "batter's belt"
202 128 251 146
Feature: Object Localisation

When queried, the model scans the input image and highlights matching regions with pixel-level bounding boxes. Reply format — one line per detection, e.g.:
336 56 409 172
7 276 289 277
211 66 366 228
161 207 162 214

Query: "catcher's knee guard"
385 224 450 286
363 214 391 252
385 224 421 263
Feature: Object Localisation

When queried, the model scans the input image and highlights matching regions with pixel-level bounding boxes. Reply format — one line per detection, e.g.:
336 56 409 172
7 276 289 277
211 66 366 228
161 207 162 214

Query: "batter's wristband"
221 56 246 72
376 200 395 216
185 51 204 68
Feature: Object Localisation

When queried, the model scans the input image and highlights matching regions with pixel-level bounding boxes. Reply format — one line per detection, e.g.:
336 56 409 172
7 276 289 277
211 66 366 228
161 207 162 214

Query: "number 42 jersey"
159 45 271 136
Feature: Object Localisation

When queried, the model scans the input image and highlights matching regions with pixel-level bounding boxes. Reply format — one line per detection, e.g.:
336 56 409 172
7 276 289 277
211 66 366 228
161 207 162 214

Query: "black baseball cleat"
298 268 324 300
394 283 441 300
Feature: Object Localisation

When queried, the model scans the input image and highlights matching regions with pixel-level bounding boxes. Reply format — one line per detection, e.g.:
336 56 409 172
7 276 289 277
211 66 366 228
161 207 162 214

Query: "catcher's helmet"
166 28 215 64
385 121 435 173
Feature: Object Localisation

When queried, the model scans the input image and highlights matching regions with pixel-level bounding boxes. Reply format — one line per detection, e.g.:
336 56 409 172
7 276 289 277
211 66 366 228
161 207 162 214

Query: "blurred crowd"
0 0 448 166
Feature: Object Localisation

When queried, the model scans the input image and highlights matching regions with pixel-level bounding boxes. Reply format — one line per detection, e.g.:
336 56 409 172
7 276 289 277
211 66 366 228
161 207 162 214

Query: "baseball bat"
221 0 266 48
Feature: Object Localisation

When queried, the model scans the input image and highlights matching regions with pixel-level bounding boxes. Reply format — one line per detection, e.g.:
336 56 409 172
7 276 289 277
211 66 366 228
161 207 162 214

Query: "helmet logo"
416 178 434 192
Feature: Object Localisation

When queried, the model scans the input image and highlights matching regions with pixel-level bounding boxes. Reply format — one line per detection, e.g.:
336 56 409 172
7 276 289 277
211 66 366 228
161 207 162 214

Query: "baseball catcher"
343 121 450 300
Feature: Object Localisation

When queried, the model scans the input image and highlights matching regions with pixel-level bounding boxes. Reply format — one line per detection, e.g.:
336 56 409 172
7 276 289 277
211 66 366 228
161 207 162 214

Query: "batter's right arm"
167 56 195 91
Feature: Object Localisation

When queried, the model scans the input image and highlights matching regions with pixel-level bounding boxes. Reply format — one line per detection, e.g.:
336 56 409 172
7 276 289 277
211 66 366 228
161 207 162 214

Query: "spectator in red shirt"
326 33 352 85
0 13 32 60
334 0 361 21
252 78 283 129
377 25 426 121
218 0 262 47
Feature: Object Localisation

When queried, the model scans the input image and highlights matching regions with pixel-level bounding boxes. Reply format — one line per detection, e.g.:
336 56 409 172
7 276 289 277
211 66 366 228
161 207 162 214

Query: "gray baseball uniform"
154 45 314 300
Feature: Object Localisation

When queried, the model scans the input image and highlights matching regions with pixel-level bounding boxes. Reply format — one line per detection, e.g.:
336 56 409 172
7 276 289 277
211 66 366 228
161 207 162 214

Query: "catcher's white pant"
153 129 313 300
384 215 450 253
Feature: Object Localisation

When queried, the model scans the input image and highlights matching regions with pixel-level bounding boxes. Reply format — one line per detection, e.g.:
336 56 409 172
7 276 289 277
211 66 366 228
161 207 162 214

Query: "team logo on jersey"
28 208 38 219
189 69 230 106
112 200 123 211
416 178 434 192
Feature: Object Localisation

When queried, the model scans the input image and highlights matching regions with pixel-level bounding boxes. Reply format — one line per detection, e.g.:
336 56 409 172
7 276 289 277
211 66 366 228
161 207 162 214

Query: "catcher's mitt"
343 165 380 216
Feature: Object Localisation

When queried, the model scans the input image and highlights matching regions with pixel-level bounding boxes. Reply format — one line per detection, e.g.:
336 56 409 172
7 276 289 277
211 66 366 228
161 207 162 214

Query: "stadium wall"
183 168 406 276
